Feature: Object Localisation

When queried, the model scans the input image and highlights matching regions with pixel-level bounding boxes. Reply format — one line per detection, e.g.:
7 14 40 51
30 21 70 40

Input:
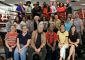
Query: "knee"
71 45 75 48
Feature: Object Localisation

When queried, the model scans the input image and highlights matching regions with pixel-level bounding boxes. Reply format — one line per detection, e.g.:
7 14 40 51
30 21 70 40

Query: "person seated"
29 23 46 60
57 24 69 60
67 25 80 60
5 25 18 60
14 25 31 60
46 23 58 60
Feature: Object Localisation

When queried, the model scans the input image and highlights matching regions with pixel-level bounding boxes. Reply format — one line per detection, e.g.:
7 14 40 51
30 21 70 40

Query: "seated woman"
5 25 18 60
57 24 69 60
46 23 58 60
67 25 80 60
14 25 31 60
29 23 47 60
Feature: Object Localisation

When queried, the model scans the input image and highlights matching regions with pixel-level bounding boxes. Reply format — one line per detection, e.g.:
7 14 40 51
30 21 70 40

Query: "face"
55 15 58 19
23 17 26 21
38 24 44 33
60 3 64 7
34 16 40 21
11 26 16 32
71 26 76 32
22 26 28 33
49 24 54 32
15 17 19 22
60 25 65 32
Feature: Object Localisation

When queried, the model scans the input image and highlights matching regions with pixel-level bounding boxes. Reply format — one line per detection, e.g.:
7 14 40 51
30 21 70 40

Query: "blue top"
18 32 31 45
65 22 73 32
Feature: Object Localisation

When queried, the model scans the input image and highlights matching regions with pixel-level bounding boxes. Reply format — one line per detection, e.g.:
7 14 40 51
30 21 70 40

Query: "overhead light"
0 0 5 1
71 0 77 2
80 4 85 6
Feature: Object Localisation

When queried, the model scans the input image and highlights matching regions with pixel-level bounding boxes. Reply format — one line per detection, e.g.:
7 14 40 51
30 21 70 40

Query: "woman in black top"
67 25 80 60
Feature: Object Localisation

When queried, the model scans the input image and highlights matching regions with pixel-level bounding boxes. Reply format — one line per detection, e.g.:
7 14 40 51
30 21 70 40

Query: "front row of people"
5 23 80 60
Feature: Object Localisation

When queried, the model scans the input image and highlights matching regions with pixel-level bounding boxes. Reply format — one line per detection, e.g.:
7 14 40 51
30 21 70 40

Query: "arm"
31 31 36 50
80 21 84 34
40 33 46 49
23 39 31 48
17 38 20 50
5 40 10 49
74 39 80 45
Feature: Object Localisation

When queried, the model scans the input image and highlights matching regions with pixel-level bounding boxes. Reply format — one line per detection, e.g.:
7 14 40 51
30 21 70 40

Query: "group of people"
5 1 85 60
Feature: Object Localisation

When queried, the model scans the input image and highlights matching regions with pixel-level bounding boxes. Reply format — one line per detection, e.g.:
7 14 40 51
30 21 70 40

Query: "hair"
69 25 77 35
11 24 16 28
59 2 64 7
21 25 27 29
26 1 31 5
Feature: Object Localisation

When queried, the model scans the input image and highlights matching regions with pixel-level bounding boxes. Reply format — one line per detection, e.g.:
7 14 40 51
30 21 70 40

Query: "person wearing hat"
32 2 42 18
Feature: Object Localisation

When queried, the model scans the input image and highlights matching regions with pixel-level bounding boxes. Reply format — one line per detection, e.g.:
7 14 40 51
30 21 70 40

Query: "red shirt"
5 32 18 46
46 32 58 45
57 7 66 13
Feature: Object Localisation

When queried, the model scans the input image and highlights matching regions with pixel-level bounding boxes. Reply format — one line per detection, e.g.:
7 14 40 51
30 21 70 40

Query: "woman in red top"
46 23 58 60
5 25 18 60
42 2 50 20
57 2 66 20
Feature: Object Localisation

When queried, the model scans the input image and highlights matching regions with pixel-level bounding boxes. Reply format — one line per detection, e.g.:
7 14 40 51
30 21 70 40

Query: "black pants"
46 44 59 60
28 46 47 60
5 47 15 59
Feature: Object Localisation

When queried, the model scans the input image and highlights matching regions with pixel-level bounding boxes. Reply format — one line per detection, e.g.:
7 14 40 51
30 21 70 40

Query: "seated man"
28 23 47 60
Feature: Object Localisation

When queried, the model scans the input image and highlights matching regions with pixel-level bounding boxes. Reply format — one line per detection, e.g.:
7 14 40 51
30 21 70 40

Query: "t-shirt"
57 31 69 44
55 19 61 30
46 32 58 45
69 32 79 42
57 7 66 13
74 18 83 32
5 32 18 46
18 32 31 45
65 21 73 32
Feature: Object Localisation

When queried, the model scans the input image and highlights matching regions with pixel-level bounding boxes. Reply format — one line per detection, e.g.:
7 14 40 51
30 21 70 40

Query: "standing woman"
14 16 21 33
57 24 69 60
5 25 18 60
67 25 80 60
14 25 31 60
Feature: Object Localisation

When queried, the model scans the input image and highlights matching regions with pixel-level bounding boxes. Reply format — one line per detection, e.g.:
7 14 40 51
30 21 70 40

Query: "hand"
35 48 41 54
18 49 22 53
9 47 12 52
52 47 55 52
74 43 78 47
58 43 63 49
37 48 41 53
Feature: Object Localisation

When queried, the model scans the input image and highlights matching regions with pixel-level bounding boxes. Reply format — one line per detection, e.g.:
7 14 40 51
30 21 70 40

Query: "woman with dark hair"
57 2 66 20
14 16 21 33
67 25 80 60
42 2 50 20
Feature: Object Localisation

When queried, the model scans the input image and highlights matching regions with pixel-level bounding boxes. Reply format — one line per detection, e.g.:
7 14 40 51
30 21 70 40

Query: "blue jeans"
14 47 27 60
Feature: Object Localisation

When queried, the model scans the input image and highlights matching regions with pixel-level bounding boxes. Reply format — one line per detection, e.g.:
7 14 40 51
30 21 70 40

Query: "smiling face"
71 26 76 33
60 24 65 32
22 26 28 33
55 15 58 19
11 25 16 32
37 23 44 33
